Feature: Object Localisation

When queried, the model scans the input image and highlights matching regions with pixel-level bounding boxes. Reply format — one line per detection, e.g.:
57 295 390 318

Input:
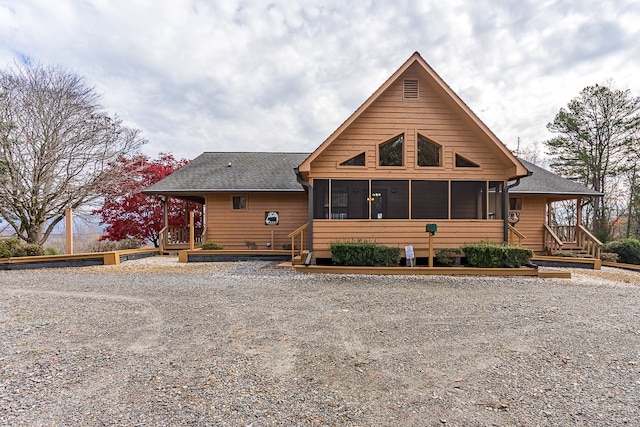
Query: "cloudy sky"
1 0 639 162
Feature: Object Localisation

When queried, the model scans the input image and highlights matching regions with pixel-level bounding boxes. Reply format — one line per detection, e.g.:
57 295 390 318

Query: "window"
232 195 247 210
371 180 409 219
379 134 404 166
340 152 366 166
411 180 448 219
417 134 441 167
509 197 523 211
451 181 486 219
455 154 480 168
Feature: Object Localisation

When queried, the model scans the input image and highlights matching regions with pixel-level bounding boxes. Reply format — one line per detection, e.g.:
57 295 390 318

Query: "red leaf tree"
93 153 200 247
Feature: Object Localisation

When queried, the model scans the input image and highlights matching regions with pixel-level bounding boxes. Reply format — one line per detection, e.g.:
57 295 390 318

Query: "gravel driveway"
1 257 640 426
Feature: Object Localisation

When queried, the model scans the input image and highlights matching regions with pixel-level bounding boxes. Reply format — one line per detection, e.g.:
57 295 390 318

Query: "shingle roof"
142 152 310 194
512 159 603 197
143 152 603 199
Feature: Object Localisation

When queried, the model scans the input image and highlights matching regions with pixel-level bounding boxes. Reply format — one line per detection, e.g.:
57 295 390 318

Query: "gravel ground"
1 257 640 426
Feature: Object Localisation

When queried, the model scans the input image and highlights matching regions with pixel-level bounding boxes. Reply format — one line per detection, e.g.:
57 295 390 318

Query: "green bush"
0 238 44 258
87 238 144 253
461 242 533 268
552 250 579 257
44 246 63 256
602 238 640 265
202 241 224 250
11 243 45 257
435 248 465 266
0 240 11 259
330 240 401 267
600 252 619 263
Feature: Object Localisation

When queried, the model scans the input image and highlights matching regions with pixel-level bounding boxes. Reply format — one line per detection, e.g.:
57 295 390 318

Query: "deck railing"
163 226 203 248
544 224 602 258
287 223 309 263
544 223 564 255
508 225 526 245
577 225 602 259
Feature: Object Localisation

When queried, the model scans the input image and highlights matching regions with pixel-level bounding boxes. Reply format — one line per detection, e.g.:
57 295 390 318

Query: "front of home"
143 52 602 263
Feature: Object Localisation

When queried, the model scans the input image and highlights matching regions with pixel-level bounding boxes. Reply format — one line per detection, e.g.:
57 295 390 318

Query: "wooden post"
65 208 73 255
270 230 274 250
189 211 195 251
428 233 434 268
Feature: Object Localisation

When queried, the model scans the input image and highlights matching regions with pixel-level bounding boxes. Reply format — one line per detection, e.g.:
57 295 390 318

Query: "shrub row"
85 238 144 253
202 241 224 250
602 238 640 265
461 242 533 268
0 238 45 258
330 240 401 267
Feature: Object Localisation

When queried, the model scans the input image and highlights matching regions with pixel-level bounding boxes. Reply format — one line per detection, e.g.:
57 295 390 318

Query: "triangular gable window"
340 152 366 166
455 154 480 168
417 134 441 167
379 134 404 166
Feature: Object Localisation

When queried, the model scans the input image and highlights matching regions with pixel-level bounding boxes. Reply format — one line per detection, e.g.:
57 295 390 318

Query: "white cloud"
0 0 639 160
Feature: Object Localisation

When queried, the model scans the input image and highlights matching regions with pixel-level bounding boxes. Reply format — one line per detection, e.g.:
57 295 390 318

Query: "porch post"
189 211 195 250
576 197 583 226
163 197 168 228
65 208 73 255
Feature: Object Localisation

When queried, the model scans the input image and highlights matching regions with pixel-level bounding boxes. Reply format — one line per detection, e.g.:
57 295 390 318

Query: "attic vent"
403 79 419 99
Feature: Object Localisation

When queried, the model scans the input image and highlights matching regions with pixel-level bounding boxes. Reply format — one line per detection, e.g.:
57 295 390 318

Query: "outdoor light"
426 223 437 235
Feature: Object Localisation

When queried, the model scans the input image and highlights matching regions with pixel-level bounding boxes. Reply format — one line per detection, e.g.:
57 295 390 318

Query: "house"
143 52 602 263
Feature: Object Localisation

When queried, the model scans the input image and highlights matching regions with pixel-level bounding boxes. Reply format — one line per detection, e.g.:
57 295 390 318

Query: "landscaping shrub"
552 250 579 257
330 240 401 267
202 241 224 250
435 248 464 266
44 246 63 256
602 238 640 265
600 252 619 263
87 238 144 253
0 238 44 258
461 242 533 268
11 243 45 257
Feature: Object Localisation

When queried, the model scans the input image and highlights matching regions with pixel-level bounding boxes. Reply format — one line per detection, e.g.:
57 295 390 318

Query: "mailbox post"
426 223 437 267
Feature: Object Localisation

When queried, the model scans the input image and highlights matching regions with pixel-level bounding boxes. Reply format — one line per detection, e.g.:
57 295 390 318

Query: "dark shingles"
513 159 603 196
142 152 310 194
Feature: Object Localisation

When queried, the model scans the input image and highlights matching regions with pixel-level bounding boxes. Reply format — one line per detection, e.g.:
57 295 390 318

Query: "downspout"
504 169 532 243
294 167 313 265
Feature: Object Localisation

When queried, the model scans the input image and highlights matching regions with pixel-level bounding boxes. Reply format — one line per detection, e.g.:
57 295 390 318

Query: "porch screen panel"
451 181 487 219
488 181 504 219
331 180 369 219
411 180 448 219
313 179 329 219
371 180 409 219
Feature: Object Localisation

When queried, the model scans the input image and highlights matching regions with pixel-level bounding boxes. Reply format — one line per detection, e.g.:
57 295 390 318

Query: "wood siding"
312 219 504 259
205 193 307 250
308 63 511 182
513 195 547 253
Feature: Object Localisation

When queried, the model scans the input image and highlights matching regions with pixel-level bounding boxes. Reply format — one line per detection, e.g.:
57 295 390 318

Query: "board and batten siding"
312 220 504 259
205 193 307 250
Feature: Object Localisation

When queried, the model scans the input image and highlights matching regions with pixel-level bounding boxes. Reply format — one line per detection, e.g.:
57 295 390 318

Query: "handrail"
577 225 602 259
287 223 308 263
543 223 563 255
159 226 168 252
508 225 526 245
